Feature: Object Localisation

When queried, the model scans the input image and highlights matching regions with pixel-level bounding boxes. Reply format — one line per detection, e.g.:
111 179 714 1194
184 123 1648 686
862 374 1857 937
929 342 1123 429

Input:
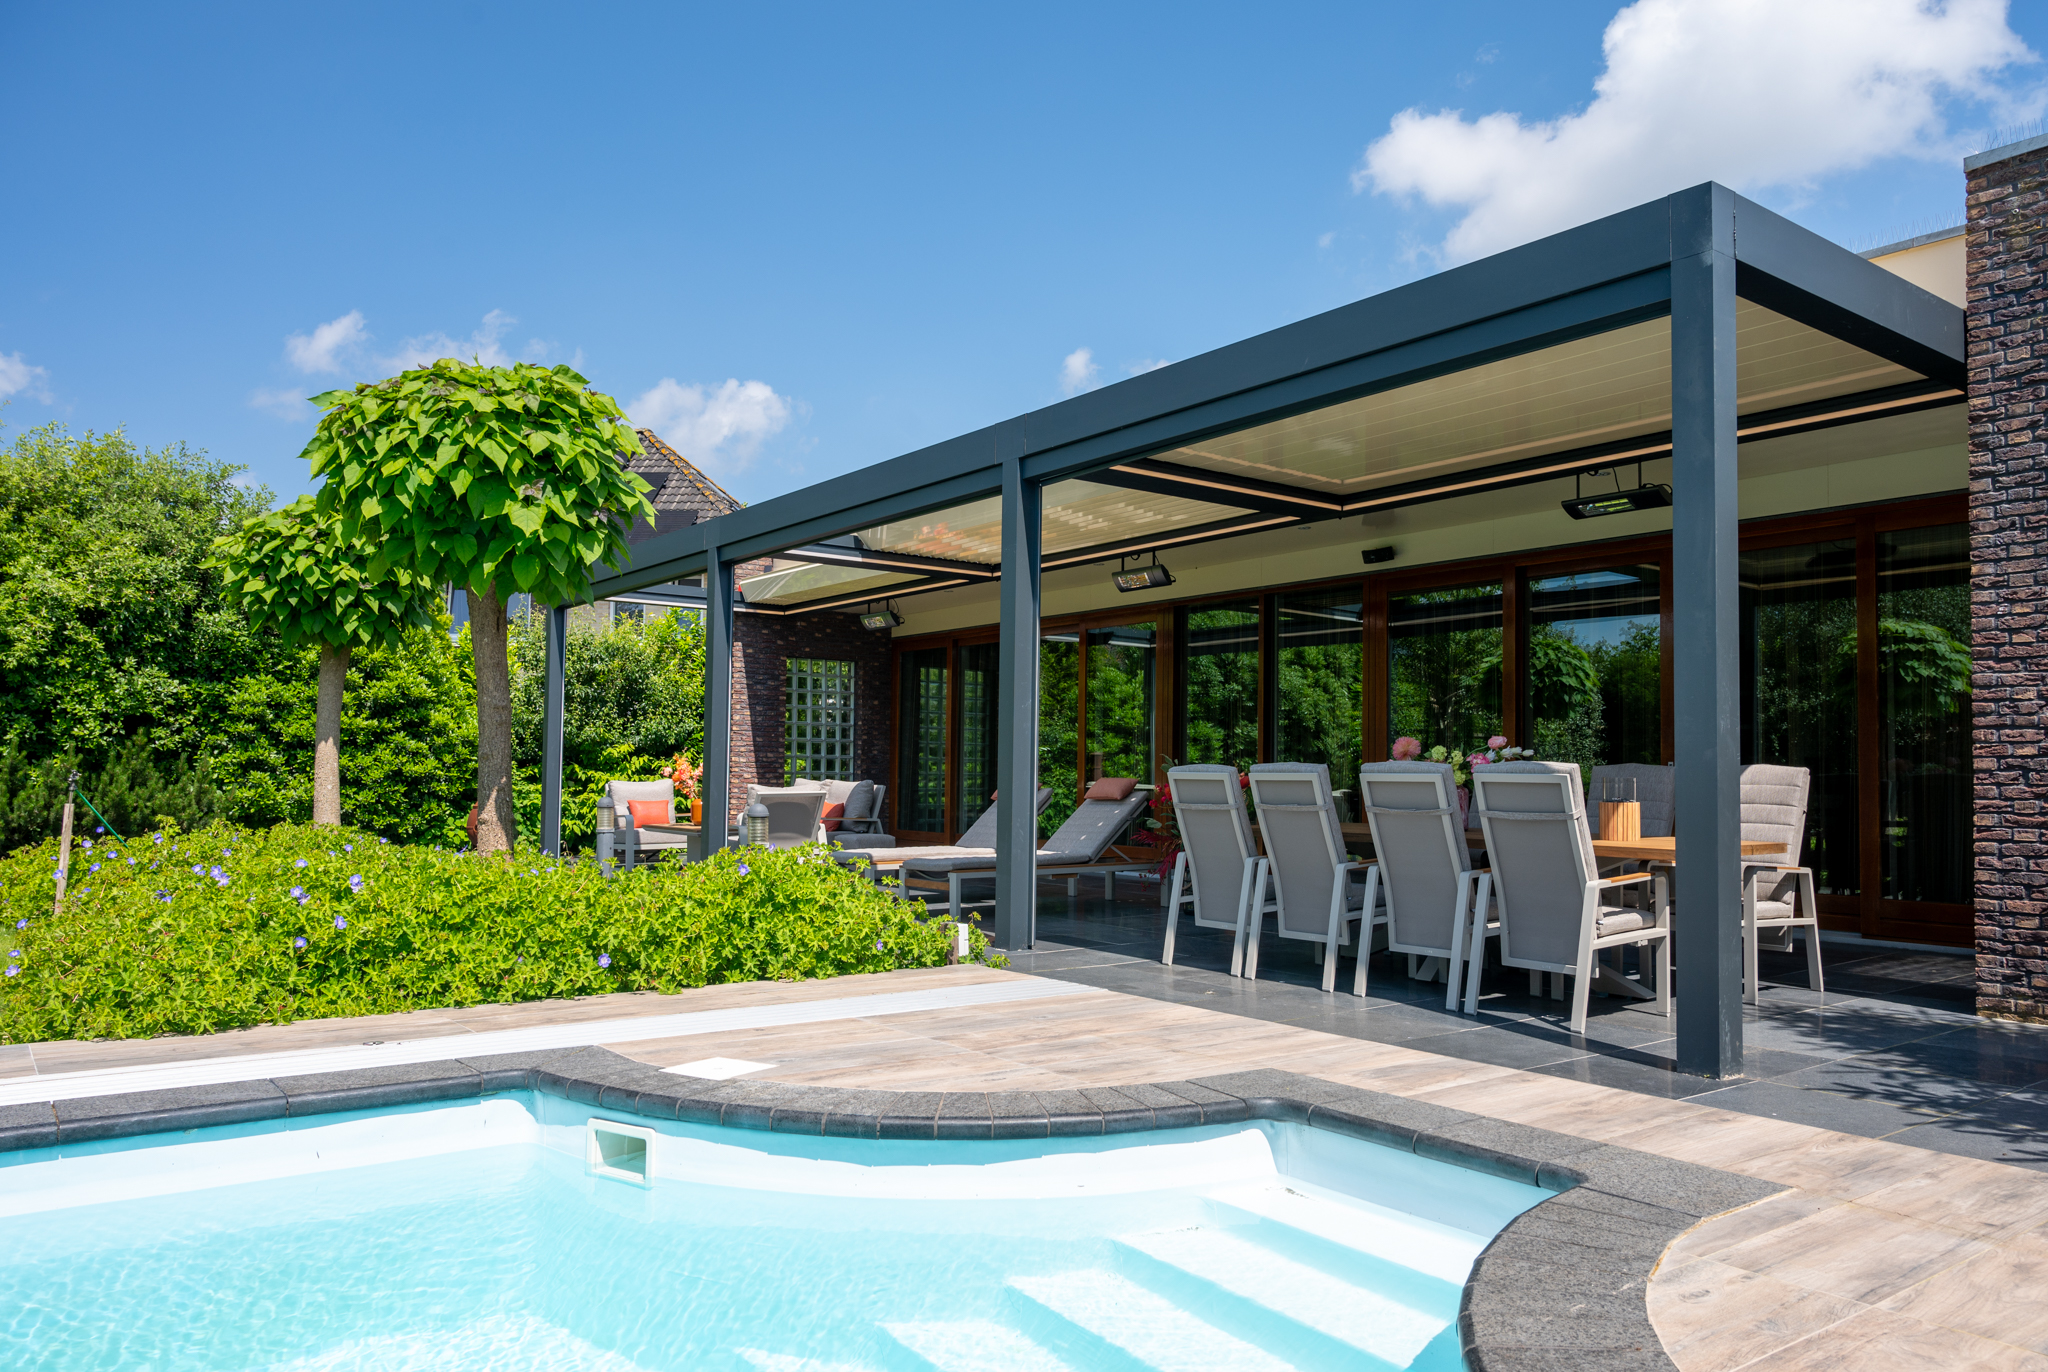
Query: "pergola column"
703 552 736 856
540 602 568 856
993 457 1042 950
1671 184 1744 1078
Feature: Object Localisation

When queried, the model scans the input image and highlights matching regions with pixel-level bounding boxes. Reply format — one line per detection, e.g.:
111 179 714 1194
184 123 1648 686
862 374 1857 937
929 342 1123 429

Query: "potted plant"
669 752 704 825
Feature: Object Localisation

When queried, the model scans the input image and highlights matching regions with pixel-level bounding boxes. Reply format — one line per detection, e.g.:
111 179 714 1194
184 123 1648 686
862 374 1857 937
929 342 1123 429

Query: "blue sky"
3 1 2042 507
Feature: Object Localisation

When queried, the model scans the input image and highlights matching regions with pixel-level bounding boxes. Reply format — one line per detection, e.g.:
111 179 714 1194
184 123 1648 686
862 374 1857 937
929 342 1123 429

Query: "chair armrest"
1602 872 1655 887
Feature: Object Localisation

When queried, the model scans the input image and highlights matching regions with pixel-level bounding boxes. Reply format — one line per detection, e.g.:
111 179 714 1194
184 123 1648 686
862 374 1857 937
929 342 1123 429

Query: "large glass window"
895 647 948 834
785 658 855 783
1526 567 1662 775
1742 540 1859 895
1389 582 1503 755
1878 525 1971 905
1087 622 1157 789
953 642 998 837
1182 600 1259 771
1039 632 1082 837
1277 587 1363 815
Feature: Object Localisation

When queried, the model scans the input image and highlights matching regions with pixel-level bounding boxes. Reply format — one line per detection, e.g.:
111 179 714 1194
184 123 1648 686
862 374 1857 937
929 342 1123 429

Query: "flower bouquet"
1390 735 1536 828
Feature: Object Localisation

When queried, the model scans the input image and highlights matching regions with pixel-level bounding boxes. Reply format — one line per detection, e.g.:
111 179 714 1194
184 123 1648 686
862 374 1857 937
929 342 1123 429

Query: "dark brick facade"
1971 139 2048 1021
724 611 893 826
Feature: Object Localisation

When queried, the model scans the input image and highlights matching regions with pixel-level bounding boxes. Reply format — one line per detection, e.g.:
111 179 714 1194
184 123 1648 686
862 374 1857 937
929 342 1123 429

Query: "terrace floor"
6 891 2046 1371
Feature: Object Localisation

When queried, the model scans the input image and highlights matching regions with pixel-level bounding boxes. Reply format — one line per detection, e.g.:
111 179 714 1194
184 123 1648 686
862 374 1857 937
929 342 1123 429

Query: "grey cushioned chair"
1466 761 1670 1033
743 786 829 850
900 788 1154 920
1161 765 1273 977
1244 763 1382 991
743 779 892 846
608 779 689 868
1738 763 1823 1004
1357 761 1493 1008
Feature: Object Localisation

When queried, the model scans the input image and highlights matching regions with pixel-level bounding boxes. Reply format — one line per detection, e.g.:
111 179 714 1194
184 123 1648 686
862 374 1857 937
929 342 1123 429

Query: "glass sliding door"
1277 587 1363 815
1877 524 1971 908
1741 539 1859 897
1526 566 1662 775
895 646 949 836
1086 622 1156 786
1182 600 1259 772
1388 582 1503 755
953 642 999 837
1039 632 1082 838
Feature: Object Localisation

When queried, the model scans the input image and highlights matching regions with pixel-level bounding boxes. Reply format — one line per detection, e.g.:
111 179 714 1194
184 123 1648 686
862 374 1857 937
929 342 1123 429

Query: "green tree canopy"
208 495 438 653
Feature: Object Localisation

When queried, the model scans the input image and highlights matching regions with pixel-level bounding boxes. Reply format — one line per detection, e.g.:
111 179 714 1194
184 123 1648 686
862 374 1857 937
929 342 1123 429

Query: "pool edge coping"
0 1047 1784 1372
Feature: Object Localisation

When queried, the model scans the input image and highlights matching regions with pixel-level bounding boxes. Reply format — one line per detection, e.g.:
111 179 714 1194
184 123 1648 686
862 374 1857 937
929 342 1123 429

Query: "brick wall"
1970 139 2048 1021
722 611 893 826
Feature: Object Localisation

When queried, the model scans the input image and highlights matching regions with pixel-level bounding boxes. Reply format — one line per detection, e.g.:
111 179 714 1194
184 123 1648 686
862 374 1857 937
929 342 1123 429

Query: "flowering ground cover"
0 824 984 1043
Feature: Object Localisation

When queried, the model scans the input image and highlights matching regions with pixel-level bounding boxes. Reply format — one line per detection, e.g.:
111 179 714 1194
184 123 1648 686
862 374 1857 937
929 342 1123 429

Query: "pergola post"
1671 184 1744 1078
702 554 735 856
540 602 568 856
993 457 1042 950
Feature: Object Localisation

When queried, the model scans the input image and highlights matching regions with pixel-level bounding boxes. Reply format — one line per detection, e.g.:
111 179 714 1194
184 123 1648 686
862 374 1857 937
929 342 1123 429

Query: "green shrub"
0 822 991 1043
0 739 221 852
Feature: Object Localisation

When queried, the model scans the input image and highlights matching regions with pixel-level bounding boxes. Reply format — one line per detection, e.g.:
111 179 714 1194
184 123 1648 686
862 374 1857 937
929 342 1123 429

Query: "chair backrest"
1470 761 1598 969
1740 763 1811 866
1168 765 1258 930
1359 761 1469 955
955 787 1053 848
1247 763 1350 938
1587 763 1675 837
749 786 828 846
1039 791 1152 863
608 779 675 826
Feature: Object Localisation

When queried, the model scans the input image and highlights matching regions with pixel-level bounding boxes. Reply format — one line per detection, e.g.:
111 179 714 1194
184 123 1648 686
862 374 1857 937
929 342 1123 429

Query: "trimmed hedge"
0 823 989 1043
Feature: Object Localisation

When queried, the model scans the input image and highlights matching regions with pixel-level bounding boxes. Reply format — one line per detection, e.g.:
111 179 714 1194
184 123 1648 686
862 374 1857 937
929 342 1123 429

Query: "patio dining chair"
1466 761 1670 1033
1738 763 1823 1005
1244 763 1383 991
1161 764 1272 977
1356 761 1493 1009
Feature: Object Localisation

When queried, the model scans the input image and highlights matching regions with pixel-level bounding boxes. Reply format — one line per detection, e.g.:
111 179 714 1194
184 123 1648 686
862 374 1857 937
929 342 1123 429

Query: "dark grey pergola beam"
554 183 1962 1082
772 543 1001 579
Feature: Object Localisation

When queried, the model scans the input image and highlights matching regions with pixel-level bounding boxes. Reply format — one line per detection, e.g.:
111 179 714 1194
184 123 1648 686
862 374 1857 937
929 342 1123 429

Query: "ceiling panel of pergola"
1140 303 1922 496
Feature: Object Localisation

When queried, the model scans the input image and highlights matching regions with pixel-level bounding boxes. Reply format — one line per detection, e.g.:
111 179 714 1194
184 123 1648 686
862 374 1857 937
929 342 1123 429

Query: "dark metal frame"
568 183 1963 1079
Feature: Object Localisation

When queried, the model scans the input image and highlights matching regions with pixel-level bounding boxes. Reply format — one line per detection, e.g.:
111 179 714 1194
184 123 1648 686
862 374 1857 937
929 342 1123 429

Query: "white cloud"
630 378 795 476
1356 0 2043 263
1126 358 1171 376
382 309 518 371
0 352 51 403
1059 347 1099 396
284 310 367 373
249 387 312 421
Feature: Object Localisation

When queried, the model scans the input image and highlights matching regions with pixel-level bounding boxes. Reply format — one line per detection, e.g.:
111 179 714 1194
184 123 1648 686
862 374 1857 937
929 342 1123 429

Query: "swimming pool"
0 1088 1549 1371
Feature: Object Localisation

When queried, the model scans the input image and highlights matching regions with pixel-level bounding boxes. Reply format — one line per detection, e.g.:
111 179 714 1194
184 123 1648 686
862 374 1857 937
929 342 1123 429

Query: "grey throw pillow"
843 779 875 820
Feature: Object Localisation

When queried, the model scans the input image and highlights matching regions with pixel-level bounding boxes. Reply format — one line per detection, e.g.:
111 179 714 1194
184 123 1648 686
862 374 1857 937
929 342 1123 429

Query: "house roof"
623 429 741 544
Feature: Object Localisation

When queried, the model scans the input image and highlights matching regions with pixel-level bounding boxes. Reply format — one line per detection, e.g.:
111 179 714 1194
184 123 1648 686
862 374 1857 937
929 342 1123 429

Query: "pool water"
0 1097 1546 1371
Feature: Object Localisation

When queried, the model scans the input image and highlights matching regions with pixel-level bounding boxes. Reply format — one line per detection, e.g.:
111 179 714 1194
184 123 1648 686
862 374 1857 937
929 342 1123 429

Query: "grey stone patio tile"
1551 1145 1786 1219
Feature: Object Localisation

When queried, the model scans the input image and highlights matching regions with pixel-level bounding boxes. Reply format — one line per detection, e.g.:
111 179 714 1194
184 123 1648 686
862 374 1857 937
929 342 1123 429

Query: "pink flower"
1469 753 1491 767
1391 736 1423 761
1487 735 1508 749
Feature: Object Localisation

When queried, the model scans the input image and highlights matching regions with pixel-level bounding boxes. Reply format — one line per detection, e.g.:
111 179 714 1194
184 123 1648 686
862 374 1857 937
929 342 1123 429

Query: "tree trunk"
471 582 516 854
313 643 349 826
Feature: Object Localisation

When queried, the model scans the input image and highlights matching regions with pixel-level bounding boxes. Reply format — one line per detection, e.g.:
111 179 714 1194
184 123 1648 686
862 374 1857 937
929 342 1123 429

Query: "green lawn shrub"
0 822 989 1043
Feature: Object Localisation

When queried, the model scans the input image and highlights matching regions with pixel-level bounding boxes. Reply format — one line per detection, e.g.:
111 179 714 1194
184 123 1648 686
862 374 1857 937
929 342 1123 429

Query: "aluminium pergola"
556 182 1963 1079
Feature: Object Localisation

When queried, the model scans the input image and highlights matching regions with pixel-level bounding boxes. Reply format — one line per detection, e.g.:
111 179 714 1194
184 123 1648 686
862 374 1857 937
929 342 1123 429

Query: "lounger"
899 788 1154 921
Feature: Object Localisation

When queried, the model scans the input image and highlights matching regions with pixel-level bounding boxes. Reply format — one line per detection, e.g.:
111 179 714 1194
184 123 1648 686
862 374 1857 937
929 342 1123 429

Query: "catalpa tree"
210 495 438 826
307 360 653 853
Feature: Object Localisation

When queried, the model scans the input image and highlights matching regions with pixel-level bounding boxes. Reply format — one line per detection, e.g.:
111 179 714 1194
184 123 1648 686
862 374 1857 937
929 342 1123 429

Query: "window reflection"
1087 623 1157 792
1389 583 1503 754
1526 566 1662 775
1039 633 1081 838
1741 540 1858 895
1878 525 1971 905
1182 601 1259 772
1277 588 1362 817
954 642 998 837
896 647 948 835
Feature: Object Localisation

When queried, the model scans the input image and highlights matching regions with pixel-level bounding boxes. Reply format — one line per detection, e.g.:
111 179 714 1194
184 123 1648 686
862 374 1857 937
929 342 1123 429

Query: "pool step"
1202 1182 1484 1286
1116 1226 1446 1370
1006 1269 1298 1372
883 1319 1074 1372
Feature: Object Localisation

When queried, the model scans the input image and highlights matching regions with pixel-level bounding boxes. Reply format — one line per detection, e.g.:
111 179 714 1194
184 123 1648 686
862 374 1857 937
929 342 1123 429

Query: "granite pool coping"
0 1047 1784 1372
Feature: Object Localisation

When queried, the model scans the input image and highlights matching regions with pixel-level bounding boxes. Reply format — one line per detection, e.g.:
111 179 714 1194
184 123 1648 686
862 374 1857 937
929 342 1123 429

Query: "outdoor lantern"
744 801 770 846
595 794 616 872
1111 559 1174 593
1562 461 1672 520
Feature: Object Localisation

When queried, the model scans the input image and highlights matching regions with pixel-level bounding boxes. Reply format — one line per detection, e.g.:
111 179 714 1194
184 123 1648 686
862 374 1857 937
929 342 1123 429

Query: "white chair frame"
1160 767 1269 977
1244 767 1384 992
1356 765 1492 1010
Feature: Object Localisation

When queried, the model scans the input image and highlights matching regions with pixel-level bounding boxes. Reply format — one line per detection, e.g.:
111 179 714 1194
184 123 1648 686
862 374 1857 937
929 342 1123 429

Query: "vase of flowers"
1390 734 1536 829
669 752 703 825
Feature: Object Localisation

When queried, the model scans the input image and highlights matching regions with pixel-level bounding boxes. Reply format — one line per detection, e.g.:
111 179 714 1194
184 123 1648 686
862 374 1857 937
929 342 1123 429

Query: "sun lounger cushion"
905 791 1151 875
1083 776 1137 801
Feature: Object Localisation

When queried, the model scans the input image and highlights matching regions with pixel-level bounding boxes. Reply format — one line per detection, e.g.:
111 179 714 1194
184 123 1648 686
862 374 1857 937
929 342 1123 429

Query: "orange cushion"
626 798 671 828
1084 777 1137 801
821 801 844 832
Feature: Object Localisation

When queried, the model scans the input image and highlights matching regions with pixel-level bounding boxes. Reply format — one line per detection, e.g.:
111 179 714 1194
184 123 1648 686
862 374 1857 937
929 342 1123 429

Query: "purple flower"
13 920 24 930
191 865 204 876
597 953 611 968
333 915 347 931
736 863 751 876
347 874 364 893
88 863 100 874
293 936 307 949
3 967 15 978
7 951 18 960
294 858 308 869
94 826 103 835
874 939 884 952
157 890 172 903
152 833 165 846
343 844 353 852
378 837 389 844
290 886 308 905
